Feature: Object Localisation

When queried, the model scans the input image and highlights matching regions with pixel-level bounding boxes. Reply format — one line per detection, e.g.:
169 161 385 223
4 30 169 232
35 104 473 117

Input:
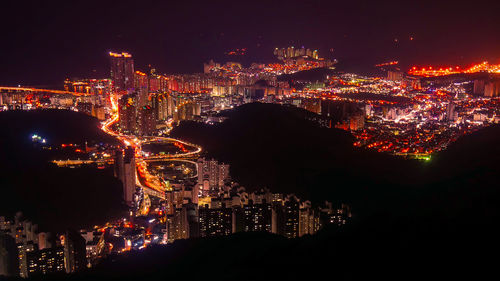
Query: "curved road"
101 95 202 199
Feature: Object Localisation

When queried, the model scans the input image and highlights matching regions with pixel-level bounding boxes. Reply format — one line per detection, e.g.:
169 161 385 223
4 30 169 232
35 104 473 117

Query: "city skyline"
1 0 500 86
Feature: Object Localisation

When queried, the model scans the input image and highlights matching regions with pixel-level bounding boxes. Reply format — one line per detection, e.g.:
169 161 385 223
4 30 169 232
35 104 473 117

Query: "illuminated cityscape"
1 0 499 280
0 49 355 277
1 49 500 267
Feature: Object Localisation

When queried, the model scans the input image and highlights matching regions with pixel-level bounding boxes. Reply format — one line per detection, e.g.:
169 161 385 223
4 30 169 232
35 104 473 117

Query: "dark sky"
1 0 499 87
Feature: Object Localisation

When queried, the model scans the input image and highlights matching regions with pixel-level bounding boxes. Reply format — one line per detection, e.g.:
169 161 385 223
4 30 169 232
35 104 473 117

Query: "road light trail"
0 86 89 96
101 94 202 200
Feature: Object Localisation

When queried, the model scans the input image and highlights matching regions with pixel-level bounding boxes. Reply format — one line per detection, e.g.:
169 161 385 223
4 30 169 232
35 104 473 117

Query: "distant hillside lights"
408 61 500 77
31 134 46 144
0 87 102 111
274 46 319 60
64 78 113 95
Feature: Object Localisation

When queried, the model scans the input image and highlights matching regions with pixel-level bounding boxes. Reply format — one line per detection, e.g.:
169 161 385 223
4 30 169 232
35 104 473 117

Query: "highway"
0 86 89 96
145 159 199 180
101 94 202 200
140 137 202 159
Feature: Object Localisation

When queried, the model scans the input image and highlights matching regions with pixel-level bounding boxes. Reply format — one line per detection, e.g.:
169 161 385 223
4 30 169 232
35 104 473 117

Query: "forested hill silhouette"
0 109 118 147
172 103 500 223
0 110 126 232
412 124 500 228
432 123 500 176
172 103 426 211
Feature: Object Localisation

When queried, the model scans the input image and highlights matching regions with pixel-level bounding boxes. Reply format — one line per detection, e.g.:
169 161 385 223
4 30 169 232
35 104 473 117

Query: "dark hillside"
172 103 499 219
0 110 126 232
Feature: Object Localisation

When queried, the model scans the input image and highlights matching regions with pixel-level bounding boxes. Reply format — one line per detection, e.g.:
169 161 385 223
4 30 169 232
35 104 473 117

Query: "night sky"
1 0 499 86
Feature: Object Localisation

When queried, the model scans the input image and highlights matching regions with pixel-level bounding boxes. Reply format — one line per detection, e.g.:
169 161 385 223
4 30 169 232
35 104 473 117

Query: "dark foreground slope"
21 209 500 281
0 110 126 232
4 106 499 281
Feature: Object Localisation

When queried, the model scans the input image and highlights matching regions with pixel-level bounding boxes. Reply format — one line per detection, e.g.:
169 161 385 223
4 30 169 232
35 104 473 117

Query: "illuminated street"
101 94 202 198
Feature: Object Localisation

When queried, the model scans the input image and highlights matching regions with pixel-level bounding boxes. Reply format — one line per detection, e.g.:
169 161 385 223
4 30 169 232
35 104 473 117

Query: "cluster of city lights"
409 61 500 77
31 134 46 144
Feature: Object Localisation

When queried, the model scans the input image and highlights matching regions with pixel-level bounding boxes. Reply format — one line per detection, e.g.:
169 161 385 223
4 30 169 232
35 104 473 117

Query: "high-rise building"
79 230 102 267
0 233 19 277
109 52 135 92
137 86 149 108
319 202 351 226
0 214 40 277
387 71 404 81
0 216 91 277
77 102 93 115
241 200 272 233
118 94 137 134
473 79 486 95
298 203 320 237
123 147 136 208
199 205 233 237
92 105 106 120
484 80 500 97
26 246 65 277
312 49 319 59
148 71 162 92
473 77 500 97
283 196 300 239
18 242 37 277
61 230 87 273
115 147 137 207
446 102 456 121
137 106 156 136
349 115 365 131
134 71 148 90
167 203 199 242
37 232 56 250
151 93 171 121
197 158 230 197
299 46 306 56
